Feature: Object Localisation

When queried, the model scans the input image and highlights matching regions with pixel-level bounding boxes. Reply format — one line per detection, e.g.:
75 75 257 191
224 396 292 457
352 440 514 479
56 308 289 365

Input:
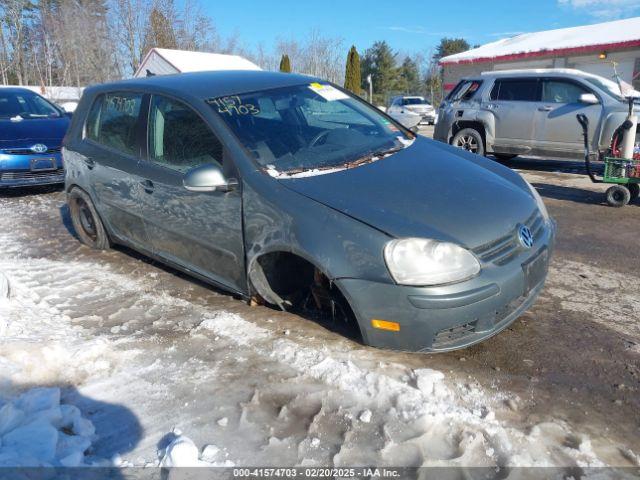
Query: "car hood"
281 138 537 249
0 117 69 146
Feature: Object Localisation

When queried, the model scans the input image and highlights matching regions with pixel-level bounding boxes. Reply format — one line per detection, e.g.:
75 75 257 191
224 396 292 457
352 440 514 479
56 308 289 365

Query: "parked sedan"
0 87 69 188
63 71 555 352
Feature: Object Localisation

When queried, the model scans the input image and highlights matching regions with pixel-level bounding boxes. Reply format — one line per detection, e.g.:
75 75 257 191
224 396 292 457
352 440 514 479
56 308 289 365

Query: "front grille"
473 210 545 266
2 146 61 155
0 168 64 181
432 321 477 348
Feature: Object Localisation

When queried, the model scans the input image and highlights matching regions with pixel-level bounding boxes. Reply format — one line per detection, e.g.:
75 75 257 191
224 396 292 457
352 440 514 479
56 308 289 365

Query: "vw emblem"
518 225 534 249
31 143 47 154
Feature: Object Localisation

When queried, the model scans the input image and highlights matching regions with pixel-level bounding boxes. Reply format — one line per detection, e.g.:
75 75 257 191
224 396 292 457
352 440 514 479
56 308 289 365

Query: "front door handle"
538 106 553 112
83 157 95 169
140 179 154 193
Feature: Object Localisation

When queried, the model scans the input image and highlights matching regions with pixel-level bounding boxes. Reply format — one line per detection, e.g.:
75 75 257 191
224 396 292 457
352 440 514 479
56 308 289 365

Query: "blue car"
0 87 70 188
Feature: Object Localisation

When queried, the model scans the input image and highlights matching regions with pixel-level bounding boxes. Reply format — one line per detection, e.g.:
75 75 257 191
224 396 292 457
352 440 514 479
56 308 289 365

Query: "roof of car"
0 86 43 94
85 70 319 99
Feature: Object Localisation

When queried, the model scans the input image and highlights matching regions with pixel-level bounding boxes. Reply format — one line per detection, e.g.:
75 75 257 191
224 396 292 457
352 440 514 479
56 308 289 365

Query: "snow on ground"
0 192 636 470
0 387 95 466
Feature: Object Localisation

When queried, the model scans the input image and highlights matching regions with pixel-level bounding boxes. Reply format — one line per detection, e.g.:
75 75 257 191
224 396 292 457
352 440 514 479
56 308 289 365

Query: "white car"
388 96 437 125
386 109 421 130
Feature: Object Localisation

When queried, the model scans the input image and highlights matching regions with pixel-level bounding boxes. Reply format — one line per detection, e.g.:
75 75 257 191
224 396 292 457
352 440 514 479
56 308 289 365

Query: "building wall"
442 47 640 92
134 51 178 78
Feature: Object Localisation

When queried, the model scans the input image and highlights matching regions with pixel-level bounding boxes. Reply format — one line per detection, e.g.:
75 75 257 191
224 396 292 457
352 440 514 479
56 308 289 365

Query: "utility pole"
367 74 373 104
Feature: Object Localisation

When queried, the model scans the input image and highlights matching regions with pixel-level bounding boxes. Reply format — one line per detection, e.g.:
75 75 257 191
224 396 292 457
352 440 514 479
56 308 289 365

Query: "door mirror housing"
183 163 238 192
579 93 599 105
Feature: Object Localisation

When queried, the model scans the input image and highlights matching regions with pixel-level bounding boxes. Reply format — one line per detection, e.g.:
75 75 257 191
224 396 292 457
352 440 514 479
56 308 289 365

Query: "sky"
202 0 640 56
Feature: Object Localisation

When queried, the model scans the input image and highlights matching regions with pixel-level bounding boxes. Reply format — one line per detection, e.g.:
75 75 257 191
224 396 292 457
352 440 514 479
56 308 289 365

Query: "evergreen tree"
343 45 361 95
361 41 397 104
279 54 291 73
433 37 470 62
142 7 177 57
397 57 421 94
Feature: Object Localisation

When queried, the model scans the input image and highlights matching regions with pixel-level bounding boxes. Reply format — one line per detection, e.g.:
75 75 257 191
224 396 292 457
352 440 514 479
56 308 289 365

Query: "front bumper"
337 220 556 352
419 113 436 124
0 152 64 188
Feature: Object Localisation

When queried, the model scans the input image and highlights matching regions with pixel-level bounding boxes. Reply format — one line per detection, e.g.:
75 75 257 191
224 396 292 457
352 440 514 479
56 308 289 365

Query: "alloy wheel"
456 135 478 153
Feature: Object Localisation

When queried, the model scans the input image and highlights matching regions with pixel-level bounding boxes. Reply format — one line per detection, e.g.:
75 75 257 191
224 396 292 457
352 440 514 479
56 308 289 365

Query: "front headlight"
525 180 550 222
384 238 480 286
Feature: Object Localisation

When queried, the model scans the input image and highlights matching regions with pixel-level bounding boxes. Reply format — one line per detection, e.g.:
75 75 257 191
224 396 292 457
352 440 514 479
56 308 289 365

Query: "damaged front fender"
242 173 393 306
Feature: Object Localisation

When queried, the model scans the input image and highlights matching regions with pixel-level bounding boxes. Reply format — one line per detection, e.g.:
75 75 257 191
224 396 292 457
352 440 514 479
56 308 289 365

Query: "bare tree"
0 0 351 88
110 0 151 75
0 0 34 84
273 32 344 83
300 30 344 84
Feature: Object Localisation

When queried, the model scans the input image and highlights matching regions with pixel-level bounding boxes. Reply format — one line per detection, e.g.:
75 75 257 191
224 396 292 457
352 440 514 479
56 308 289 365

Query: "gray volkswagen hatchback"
63 71 555 352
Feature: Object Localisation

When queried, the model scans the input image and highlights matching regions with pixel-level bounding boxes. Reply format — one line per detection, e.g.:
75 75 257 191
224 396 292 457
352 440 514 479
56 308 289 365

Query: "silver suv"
434 68 638 160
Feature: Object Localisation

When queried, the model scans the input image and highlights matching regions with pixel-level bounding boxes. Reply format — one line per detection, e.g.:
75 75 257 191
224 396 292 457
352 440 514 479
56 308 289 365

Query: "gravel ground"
0 135 638 468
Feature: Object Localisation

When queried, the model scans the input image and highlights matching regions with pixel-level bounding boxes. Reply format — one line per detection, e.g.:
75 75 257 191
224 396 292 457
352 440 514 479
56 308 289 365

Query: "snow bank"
0 388 95 466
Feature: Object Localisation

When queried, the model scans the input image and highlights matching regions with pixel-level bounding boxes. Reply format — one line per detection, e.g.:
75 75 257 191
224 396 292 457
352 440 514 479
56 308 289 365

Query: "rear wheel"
627 183 640 201
68 188 110 249
494 153 517 161
605 185 631 208
451 128 485 156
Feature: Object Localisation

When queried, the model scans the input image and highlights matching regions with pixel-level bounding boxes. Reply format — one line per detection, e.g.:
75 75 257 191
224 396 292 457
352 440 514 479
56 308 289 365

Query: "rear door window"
490 79 540 101
541 79 589 103
448 80 483 102
85 92 143 156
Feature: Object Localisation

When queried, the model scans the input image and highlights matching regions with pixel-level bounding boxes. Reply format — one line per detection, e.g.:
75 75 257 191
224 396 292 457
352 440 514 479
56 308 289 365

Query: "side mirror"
183 163 238 193
579 93 599 105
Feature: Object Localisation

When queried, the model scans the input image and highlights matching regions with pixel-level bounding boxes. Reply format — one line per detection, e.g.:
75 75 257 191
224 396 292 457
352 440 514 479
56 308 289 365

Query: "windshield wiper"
343 146 405 169
270 146 406 178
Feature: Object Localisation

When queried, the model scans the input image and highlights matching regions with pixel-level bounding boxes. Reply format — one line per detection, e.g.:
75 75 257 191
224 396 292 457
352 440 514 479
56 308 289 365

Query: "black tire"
605 185 631 208
627 183 640 201
68 188 110 249
494 153 517 161
451 128 485 156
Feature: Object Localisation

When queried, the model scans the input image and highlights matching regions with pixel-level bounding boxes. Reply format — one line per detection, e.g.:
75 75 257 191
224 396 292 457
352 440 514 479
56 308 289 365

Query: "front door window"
148 95 224 173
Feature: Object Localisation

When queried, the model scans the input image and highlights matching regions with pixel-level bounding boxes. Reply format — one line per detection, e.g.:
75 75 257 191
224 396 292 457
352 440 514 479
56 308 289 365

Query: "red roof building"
439 17 640 92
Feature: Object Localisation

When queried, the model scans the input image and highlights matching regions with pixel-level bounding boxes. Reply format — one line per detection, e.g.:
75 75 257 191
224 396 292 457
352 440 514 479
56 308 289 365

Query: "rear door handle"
538 106 553 112
140 179 154 193
83 157 95 169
